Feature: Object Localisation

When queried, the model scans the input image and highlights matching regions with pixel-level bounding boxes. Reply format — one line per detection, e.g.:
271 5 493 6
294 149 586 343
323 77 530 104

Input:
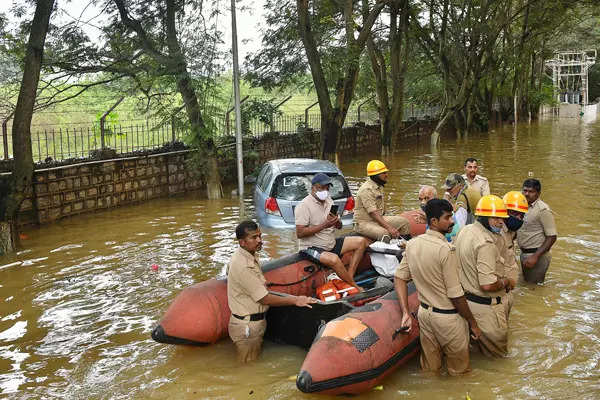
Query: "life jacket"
316 279 360 302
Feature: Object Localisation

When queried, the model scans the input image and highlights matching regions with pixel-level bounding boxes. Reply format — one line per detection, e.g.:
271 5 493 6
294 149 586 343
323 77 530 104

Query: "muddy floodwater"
1 117 599 399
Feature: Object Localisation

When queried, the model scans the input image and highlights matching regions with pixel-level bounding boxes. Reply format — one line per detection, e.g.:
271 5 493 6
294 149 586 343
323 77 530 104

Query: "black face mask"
370 175 386 187
505 215 524 231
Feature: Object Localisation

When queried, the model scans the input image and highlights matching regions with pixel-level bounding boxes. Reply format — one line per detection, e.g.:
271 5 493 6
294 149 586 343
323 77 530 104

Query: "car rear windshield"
271 174 349 201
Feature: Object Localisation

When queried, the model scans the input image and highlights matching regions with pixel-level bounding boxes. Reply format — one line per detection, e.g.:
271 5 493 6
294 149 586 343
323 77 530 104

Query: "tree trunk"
320 112 340 162
165 0 222 199
297 0 384 160
3 0 54 253
0 222 14 256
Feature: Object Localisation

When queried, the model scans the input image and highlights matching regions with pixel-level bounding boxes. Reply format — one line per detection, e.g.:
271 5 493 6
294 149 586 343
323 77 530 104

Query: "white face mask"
315 190 329 201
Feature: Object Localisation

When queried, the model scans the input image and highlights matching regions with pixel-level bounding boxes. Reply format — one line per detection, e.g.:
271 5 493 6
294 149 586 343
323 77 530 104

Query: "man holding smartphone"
295 173 370 290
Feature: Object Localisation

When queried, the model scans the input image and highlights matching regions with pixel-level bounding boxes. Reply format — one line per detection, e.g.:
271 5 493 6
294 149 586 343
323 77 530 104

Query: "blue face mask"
490 225 502 234
505 215 524 231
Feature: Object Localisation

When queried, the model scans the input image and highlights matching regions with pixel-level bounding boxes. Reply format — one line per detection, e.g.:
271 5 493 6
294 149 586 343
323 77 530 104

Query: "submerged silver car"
253 158 355 228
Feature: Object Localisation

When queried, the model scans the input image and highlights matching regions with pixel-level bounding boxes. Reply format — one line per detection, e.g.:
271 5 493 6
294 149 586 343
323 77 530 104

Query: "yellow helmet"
475 195 508 218
367 160 389 176
502 191 528 213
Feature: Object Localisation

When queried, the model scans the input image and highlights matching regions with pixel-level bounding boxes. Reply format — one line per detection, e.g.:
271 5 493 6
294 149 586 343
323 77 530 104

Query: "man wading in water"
516 179 557 284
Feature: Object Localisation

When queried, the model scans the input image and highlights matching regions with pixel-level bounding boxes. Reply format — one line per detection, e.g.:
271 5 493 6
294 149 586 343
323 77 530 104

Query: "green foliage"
94 111 122 136
240 98 283 135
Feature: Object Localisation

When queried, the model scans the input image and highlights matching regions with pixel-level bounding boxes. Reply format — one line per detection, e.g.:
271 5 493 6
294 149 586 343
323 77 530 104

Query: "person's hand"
387 226 401 238
469 322 482 340
295 295 318 308
353 284 365 293
443 191 453 201
505 278 516 292
522 254 538 269
400 312 412 333
324 214 339 228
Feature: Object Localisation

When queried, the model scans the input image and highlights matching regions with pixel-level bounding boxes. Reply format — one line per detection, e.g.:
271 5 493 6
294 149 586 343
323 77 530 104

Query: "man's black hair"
522 178 541 192
236 220 259 239
464 157 478 166
424 199 454 225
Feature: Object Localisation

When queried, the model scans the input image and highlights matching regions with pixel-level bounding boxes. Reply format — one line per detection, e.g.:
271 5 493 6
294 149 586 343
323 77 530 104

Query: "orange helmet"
366 160 389 176
475 195 508 218
503 191 528 213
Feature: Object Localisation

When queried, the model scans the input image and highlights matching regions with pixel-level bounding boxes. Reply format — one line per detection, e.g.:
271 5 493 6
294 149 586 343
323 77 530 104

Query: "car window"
257 164 273 192
256 164 269 191
272 174 348 201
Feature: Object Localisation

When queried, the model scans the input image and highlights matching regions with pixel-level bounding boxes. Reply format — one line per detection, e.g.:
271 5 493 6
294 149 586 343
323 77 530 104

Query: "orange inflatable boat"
296 284 419 395
151 250 373 345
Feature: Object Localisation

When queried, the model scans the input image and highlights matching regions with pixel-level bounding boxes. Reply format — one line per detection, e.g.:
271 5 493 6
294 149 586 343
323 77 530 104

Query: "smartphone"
330 204 339 215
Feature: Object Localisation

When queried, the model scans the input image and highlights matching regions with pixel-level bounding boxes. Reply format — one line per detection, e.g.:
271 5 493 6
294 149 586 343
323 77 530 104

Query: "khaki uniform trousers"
504 291 514 319
417 305 471 376
468 300 508 358
355 216 410 241
520 252 551 284
228 316 267 363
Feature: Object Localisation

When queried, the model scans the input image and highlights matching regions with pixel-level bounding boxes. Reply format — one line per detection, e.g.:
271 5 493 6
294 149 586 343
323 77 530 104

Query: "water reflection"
0 117 599 398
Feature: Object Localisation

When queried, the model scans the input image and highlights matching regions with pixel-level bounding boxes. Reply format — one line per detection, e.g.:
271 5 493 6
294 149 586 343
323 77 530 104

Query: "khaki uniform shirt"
455 222 505 298
517 198 557 249
462 174 490 196
227 247 269 316
354 179 385 224
499 227 519 283
455 185 482 215
395 230 464 310
295 194 335 250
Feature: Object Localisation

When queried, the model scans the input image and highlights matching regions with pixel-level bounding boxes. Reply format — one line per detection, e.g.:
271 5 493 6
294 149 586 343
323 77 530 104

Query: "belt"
465 292 501 305
521 248 538 254
232 312 266 321
420 302 458 314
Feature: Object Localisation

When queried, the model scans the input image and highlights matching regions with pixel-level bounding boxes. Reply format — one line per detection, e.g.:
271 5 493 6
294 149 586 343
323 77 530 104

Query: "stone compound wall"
15 121 435 225
18 150 200 225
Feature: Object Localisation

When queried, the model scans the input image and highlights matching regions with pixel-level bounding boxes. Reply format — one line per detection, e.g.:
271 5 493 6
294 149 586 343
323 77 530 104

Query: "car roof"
268 158 341 174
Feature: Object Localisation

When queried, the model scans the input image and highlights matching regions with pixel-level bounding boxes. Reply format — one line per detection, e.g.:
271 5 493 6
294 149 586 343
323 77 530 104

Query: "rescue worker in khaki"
442 173 481 230
462 158 490 196
396 199 481 375
455 195 513 357
295 173 369 289
499 191 529 317
227 220 317 363
353 160 410 241
517 179 557 284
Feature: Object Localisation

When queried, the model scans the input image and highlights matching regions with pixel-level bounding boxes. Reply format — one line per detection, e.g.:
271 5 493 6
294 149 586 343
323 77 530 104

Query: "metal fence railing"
2 120 180 162
1 105 440 162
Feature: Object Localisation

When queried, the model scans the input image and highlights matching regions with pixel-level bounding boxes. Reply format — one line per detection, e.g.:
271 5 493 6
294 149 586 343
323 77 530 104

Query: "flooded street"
1 117 599 399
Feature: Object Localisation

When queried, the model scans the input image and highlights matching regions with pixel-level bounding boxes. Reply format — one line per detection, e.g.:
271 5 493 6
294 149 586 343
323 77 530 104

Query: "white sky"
0 0 266 61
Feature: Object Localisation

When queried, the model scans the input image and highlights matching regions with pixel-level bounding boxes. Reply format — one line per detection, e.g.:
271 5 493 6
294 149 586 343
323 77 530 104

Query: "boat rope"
267 264 322 287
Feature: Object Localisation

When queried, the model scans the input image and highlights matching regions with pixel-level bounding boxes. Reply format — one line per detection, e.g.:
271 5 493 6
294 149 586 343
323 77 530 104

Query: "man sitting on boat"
227 220 317 363
353 160 411 241
295 173 370 290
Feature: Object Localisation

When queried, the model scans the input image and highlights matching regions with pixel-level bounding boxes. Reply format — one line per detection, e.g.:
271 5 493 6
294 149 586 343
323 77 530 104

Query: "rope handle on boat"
266 264 322 287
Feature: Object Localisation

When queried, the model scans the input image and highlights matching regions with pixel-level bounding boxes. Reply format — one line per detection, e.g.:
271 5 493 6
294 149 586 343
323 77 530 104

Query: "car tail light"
265 197 281 216
343 196 355 215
